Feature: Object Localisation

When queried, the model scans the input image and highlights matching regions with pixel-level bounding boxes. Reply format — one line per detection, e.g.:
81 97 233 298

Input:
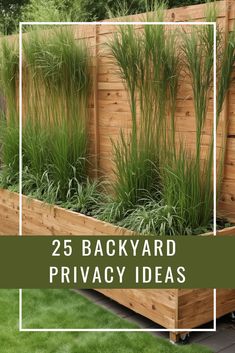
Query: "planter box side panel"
217 289 235 318
178 289 214 329
178 288 235 329
97 288 178 329
1 190 235 332
0 189 19 235
22 196 132 236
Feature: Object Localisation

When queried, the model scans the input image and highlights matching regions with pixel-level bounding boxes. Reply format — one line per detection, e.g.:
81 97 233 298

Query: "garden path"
75 289 235 352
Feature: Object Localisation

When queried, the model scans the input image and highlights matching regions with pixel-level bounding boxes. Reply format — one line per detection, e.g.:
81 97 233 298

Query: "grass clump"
217 28 235 121
61 178 106 216
20 28 102 212
97 3 235 235
0 40 19 189
108 24 160 212
99 3 180 225
166 5 235 232
119 199 184 236
159 4 235 234
216 25 235 192
161 18 215 231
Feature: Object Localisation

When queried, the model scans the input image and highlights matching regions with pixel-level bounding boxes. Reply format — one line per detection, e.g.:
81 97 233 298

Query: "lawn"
0 289 212 353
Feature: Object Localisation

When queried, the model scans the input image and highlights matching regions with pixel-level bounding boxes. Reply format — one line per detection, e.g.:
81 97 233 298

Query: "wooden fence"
4 0 235 222
91 0 235 222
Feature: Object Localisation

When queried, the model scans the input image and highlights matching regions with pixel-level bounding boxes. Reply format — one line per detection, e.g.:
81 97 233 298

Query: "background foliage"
1 0 207 35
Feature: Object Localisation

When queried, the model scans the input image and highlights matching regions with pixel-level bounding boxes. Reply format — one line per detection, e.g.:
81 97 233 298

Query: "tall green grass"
0 9 234 235
171 5 235 231
217 29 235 122
22 28 92 203
216 26 235 193
0 40 19 189
108 24 157 212
101 3 235 234
156 5 234 234
103 3 181 222
161 19 215 231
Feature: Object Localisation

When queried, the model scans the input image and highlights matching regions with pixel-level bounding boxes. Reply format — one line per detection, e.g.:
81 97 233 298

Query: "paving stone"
75 289 109 304
99 299 135 318
75 289 235 352
219 343 235 353
191 331 215 343
126 314 158 328
196 330 235 352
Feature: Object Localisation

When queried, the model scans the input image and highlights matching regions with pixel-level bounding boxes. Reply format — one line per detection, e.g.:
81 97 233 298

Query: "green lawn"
0 289 212 353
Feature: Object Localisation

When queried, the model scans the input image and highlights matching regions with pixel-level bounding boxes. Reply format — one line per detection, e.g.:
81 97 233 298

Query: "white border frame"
19 21 217 333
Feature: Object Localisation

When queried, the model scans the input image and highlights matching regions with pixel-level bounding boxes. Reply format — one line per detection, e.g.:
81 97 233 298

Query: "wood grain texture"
0 188 235 336
178 289 214 329
95 1 235 221
22 197 132 236
97 288 178 329
0 188 19 235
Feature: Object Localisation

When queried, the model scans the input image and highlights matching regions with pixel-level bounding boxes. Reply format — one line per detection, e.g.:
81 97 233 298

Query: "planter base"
0 188 235 341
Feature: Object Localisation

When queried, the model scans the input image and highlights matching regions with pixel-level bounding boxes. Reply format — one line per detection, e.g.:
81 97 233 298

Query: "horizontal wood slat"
0 188 235 339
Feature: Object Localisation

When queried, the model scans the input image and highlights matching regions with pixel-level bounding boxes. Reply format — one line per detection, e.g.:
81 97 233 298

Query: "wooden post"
93 24 100 178
169 289 181 343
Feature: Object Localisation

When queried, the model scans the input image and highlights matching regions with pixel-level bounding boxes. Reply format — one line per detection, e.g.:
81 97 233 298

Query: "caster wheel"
230 312 235 322
179 333 190 345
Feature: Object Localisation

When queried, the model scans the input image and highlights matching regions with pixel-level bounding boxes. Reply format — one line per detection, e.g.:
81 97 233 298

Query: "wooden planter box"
1 187 235 342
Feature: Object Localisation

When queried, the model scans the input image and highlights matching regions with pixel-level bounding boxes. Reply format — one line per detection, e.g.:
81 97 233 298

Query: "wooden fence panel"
95 0 235 221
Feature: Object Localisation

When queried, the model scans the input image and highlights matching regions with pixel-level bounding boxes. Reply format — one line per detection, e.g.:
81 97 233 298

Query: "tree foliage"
1 0 208 35
167 0 205 7
0 1 29 34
